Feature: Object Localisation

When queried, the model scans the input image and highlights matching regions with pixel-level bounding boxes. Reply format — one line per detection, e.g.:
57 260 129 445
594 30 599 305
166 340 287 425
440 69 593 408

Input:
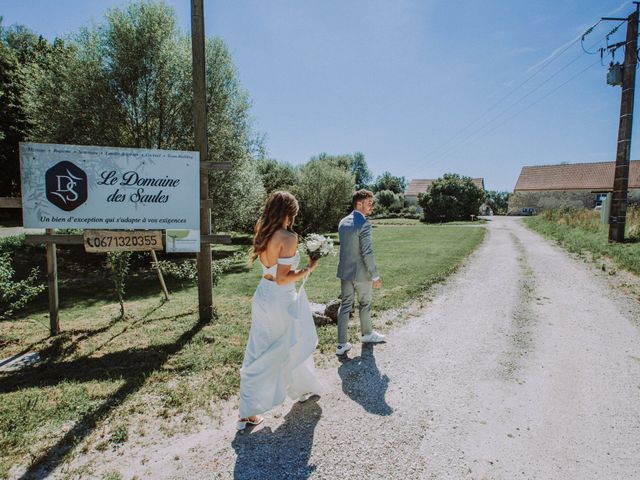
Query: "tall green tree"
256 158 298 194
372 171 407 194
294 158 354 234
23 1 185 147
350 152 372 189
310 151 372 190
204 36 265 232
0 20 49 197
419 173 485 223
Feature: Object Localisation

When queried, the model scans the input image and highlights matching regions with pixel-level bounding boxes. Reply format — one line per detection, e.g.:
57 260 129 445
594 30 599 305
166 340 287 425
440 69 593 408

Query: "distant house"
405 177 485 206
508 160 640 214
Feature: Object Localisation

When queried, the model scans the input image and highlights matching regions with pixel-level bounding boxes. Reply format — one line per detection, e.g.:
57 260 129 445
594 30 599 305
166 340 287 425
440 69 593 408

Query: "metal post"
609 7 639 242
191 0 214 321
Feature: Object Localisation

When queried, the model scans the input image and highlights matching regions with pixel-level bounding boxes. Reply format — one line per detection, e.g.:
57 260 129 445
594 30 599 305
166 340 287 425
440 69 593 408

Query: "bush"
293 159 354 234
540 205 640 239
541 207 600 233
0 252 45 319
0 234 27 255
256 158 298 194
375 190 404 212
484 190 509 215
419 173 485 223
153 252 245 287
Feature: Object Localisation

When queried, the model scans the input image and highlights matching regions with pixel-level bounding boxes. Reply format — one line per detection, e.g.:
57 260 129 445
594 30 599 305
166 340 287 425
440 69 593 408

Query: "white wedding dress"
239 251 323 418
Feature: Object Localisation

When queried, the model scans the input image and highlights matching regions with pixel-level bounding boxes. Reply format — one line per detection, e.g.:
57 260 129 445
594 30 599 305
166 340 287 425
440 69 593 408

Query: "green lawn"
524 216 640 274
0 223 485 478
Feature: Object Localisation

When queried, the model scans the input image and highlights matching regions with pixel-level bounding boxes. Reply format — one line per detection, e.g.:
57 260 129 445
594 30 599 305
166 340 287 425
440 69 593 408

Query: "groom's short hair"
352 189 374 208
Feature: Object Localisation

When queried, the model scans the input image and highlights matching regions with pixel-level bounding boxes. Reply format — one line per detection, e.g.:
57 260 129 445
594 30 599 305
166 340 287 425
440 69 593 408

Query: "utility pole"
608 3 639 242
191 0 214 321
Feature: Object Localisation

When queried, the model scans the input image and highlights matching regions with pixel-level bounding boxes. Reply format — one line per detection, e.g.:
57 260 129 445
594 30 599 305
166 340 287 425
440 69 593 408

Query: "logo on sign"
45 161 88 211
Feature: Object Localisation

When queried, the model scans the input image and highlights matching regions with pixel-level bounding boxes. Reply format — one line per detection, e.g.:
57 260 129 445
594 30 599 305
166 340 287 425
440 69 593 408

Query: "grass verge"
524 214 640 274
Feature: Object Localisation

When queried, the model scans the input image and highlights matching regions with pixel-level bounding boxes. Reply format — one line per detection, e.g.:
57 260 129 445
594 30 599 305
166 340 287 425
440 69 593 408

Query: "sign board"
83 230 163 253
20 143 199 230
166 229 201 253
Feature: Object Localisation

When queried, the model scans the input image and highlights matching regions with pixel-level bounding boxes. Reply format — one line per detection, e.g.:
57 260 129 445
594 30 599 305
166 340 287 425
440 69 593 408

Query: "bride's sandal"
297 392 316 403
236 415 264 431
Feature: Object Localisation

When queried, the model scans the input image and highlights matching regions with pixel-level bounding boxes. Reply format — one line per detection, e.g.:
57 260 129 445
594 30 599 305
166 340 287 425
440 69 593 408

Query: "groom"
335 189 386 356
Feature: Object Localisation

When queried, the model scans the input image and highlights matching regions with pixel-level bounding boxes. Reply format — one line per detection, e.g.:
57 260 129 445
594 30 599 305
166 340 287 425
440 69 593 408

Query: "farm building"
508 161 640 214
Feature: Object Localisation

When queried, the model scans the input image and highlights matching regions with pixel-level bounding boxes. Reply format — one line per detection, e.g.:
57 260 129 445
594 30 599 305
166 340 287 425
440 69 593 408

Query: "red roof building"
514 161 640 192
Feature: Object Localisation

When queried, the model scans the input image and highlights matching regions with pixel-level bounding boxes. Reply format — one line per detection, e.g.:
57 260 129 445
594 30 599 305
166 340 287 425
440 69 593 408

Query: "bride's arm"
275 235 318 285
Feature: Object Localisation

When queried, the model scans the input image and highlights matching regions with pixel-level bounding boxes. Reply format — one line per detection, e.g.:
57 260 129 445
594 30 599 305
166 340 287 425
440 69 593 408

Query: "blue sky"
1 0 637 191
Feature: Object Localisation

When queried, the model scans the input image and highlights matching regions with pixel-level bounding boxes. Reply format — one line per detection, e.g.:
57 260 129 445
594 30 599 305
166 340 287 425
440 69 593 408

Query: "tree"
0 20 49 197
350 152 372 189
256 158 298 194
484 190 509 215
375 189 404 212
294 159 354 234
309 152 372 189
23 1 192 147
203 36 265 232
372 171 407 194
419 173 485 222
0 34 22 197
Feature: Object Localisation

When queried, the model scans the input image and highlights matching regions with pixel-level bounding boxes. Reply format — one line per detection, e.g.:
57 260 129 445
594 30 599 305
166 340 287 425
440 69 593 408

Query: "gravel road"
52 216 640 480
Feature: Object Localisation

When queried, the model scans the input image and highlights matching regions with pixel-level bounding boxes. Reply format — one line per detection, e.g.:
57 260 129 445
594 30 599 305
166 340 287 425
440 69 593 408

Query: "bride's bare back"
259 229 298 267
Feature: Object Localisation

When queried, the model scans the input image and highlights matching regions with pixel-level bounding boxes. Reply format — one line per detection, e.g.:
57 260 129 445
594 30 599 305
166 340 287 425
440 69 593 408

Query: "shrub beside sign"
20 142 200 231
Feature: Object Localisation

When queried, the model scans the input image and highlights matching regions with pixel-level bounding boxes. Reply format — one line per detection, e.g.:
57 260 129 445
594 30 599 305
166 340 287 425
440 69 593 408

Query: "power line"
428 59 600 170
421 20 605 163
480 60 600 141
431 57 597 167
422 22 626 170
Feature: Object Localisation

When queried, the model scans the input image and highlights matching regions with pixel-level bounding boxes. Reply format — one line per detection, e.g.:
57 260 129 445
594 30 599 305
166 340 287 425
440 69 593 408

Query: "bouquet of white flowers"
300 233 335 261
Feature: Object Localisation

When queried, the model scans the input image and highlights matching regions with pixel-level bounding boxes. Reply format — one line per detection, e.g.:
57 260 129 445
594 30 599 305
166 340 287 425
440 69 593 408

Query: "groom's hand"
373 278 382 289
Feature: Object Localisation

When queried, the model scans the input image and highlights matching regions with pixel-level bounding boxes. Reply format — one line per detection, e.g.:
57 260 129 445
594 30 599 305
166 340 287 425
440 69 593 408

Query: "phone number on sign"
85 235 159 249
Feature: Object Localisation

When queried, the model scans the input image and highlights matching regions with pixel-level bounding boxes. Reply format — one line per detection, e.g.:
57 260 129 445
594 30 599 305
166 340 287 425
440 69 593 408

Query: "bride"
237 191 323 430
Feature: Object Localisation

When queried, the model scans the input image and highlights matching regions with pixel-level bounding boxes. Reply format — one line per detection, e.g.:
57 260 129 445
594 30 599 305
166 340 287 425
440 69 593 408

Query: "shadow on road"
338 343 393 416
232 398 321 480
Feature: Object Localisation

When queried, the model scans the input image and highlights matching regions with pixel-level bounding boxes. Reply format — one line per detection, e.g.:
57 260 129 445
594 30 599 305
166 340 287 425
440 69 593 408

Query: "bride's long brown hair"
250 191 299 263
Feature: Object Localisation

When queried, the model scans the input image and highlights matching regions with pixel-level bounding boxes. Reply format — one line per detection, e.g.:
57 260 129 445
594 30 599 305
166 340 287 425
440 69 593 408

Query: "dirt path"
51 217 640 480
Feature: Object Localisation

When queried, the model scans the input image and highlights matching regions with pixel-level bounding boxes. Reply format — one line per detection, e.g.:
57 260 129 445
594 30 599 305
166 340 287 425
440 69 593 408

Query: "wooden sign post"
45 228 60 335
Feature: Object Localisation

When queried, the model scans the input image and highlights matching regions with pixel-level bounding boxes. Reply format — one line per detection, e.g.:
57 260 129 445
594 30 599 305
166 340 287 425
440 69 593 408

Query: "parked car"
521 207 536 216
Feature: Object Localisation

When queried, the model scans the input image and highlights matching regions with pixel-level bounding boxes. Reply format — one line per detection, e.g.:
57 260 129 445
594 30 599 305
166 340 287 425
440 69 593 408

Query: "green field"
0 223 485 477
